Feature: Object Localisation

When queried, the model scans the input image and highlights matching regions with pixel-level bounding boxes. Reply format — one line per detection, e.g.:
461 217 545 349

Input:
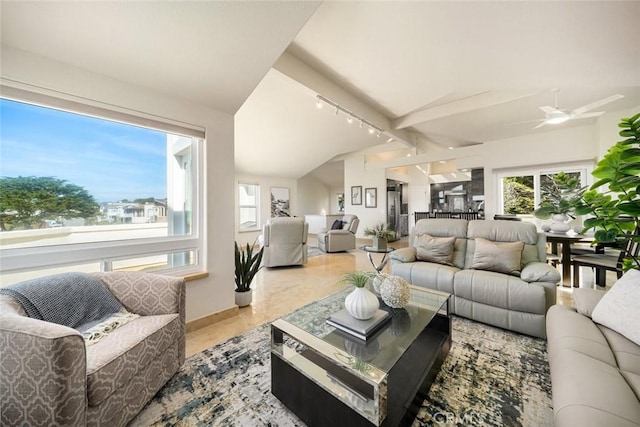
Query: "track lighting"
315 95 384 137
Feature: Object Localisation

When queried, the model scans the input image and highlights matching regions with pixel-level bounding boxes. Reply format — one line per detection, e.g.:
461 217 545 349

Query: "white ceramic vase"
550 214 571 234
345 286 379 320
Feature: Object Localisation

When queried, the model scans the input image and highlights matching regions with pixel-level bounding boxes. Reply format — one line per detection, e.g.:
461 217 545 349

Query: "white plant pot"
550 214 571 234
344 286 379 320
235 289 253 307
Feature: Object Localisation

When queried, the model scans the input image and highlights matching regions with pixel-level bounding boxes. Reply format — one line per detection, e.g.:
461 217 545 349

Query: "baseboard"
186 305 239 333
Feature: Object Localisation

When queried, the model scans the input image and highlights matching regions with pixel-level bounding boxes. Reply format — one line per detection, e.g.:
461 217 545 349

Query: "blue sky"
0 99 167 203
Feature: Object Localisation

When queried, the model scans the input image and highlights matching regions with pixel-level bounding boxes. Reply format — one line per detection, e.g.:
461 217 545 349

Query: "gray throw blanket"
0 272 126 332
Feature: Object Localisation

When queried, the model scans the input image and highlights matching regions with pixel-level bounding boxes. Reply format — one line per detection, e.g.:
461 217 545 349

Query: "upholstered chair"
262 217 309 267
317 214 360 253
0 271 185 427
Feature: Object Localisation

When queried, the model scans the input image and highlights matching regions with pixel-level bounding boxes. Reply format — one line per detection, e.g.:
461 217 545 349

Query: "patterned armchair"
0 271 185 427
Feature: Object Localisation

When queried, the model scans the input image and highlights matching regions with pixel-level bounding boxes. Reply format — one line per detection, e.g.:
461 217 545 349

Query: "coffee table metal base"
271 314 451 426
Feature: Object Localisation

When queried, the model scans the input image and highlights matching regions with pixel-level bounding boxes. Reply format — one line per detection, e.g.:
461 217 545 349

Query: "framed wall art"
270 187 290 217
351 186 362 205
365 187 377 208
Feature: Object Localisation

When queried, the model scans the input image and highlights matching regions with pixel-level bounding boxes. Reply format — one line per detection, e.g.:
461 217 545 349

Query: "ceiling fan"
530 89 624 129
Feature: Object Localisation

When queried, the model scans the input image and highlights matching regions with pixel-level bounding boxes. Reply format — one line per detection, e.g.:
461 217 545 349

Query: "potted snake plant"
234 240 264 307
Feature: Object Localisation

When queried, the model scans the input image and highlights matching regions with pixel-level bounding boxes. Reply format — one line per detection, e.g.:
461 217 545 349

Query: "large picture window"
497 164 592 221
0 90 204 284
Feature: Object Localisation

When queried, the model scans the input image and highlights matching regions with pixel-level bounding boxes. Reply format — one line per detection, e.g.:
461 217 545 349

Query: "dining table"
544 231 594 287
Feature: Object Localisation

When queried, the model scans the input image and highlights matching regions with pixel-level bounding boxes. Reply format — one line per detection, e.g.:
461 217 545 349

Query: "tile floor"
186 236 594 357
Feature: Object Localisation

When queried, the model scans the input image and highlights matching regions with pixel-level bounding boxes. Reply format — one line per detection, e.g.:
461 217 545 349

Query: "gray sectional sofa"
547 290 640 427
390 218 560 338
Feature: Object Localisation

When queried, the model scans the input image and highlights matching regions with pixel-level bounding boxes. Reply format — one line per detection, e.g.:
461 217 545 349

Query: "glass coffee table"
271 285 451 426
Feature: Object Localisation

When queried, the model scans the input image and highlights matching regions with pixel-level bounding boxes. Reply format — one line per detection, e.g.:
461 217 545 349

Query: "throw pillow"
471 238 524 276
415 233 456 266
592 269 640 346
331 220 344 230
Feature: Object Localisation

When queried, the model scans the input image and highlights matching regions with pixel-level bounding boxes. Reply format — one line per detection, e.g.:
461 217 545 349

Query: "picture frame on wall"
271 187 290 217
351 186 362 205
365 188 377 208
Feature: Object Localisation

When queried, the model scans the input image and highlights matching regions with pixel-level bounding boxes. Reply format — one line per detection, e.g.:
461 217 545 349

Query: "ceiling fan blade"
572 111 605 120
539 106 557 114
572 94 624 116
504 118 545 127
533 121 548 130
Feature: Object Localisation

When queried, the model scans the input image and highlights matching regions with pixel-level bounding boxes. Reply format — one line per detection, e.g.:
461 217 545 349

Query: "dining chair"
571 233 639 287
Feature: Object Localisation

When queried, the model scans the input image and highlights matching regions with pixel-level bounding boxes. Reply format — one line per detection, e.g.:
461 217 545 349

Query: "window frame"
238 182 260 232
0 86 206 278
496 162 594 220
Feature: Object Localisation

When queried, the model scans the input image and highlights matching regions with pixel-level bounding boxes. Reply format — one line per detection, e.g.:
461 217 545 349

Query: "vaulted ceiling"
2 1 639 183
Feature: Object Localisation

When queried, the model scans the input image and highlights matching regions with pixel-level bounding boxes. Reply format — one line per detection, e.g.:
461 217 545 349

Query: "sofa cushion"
547 305 640 427
572 288 606 318
599 326 640 377
471 237 524 276
454 269 545 314
392 261 458 295
86 313 181 406
592 269 640 347
415 234 456 265
412 219 468 269
546 305 617 367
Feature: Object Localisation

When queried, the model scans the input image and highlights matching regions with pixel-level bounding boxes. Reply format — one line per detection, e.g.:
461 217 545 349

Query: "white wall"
297 174 331 216
455 125 599 220
234 174 298 246
597 106 640 159
1 46 235 322
344 156 386 237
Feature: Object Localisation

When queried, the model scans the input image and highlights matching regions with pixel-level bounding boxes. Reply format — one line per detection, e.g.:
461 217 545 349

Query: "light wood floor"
186 236 579 357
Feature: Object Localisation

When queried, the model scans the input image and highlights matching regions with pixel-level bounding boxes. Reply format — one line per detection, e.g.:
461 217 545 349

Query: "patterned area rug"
131 315 552 427
307 246 324 258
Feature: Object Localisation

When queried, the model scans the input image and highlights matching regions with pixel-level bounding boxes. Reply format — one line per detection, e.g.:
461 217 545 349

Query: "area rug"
131 315 552 427
307 246 324 258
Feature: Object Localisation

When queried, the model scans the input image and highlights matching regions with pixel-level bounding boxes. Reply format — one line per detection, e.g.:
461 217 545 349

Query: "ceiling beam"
393 90 538 129
274 51 417 148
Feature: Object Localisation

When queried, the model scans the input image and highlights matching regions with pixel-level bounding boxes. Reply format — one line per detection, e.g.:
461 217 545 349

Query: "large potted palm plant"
234 240 264 307
573 112 640 272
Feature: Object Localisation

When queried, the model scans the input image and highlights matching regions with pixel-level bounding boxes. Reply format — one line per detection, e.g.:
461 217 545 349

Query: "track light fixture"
315 95 385 137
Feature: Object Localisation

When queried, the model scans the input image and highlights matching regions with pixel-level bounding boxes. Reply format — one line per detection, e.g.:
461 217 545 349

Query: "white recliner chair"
317 214 359 253
262 217 309 267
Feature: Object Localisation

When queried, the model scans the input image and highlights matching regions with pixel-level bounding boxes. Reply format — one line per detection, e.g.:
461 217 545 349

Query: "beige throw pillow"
471 237 524 276
415 234 456 266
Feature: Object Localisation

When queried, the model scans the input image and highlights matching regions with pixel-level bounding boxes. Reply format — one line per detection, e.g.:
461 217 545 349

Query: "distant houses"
99 199 167 224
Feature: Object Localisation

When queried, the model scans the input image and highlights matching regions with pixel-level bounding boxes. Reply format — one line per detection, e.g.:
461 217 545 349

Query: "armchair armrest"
94 272 185 317
327 229 352 235
389 247 417 263
0 314 86 425
520 262 561 283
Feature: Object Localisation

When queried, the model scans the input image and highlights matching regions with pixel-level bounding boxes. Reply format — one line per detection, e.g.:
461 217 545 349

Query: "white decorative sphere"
379 276 411 308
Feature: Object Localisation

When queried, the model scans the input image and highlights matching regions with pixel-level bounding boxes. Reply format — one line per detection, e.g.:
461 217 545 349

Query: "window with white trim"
238 183 260 232
0 88 205 285
496 163 593 220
